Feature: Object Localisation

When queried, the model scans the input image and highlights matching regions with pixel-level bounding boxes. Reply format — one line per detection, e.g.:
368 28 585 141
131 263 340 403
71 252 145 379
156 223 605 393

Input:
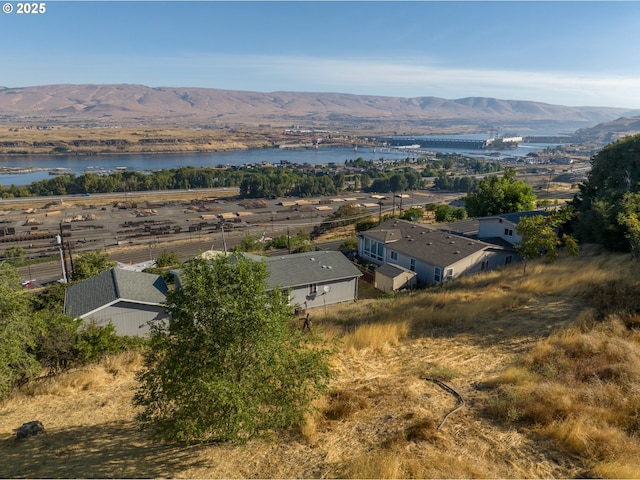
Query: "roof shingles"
362 219 501 267
64 268 168 318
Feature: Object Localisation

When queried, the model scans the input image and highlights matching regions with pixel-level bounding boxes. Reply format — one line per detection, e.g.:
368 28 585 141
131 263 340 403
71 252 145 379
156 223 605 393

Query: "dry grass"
3 249 640 478
0 126 278 155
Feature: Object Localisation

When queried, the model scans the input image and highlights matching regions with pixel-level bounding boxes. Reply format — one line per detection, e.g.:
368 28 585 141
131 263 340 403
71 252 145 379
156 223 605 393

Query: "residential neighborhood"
59 209 554 336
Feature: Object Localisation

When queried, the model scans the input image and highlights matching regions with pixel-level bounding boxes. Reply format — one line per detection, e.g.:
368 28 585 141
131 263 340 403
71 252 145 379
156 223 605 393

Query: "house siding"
477 218 522 245
83 301 169 337
289 277 358 310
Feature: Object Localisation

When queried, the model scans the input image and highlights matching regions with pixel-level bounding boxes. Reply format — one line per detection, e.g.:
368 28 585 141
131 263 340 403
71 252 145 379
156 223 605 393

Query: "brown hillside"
2 248 640 478
0 84 633 130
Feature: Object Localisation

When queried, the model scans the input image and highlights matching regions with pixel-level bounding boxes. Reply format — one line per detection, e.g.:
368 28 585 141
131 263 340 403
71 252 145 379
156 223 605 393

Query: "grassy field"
2 246 639 478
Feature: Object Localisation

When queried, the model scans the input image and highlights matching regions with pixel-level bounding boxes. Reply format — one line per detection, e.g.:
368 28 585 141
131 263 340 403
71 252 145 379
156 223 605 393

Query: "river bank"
0 125 368 157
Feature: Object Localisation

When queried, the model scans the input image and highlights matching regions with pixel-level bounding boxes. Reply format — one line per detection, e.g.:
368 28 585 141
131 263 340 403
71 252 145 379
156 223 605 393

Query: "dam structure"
382 136 522 150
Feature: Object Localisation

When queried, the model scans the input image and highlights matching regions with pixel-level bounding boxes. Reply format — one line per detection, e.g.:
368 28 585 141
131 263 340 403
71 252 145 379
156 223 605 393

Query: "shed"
375 263 418 293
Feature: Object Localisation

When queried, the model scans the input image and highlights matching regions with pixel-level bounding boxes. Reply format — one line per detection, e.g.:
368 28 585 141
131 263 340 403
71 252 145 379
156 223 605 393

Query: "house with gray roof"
240 250 362 311
64 268 169 336
358 219 515 288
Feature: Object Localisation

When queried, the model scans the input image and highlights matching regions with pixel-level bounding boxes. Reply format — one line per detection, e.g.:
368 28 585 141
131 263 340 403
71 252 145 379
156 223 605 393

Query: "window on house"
390 250 398 261
504 228 513 236
505 255 513 265
410 258 416 272
309 283 318 295
445 268 453 280
481 260 489 271
363 236 384 261
434 266 441 282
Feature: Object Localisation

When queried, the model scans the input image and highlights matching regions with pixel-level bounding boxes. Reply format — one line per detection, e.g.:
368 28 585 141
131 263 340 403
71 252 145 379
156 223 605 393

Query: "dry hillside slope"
2 247 640 478
0 84 634 129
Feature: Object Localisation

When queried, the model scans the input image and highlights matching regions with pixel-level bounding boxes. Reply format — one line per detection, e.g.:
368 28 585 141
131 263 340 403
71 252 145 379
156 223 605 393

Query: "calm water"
0 139 564 186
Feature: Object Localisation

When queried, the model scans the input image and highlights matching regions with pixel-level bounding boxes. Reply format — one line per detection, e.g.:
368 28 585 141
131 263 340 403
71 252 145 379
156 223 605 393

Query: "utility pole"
55 233 67 283
66 240 74 280
58 223 69 283
221 223 228 254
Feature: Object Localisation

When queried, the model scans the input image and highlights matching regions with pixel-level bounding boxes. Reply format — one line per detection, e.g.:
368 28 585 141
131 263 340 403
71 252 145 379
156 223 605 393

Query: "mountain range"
1 84 639 133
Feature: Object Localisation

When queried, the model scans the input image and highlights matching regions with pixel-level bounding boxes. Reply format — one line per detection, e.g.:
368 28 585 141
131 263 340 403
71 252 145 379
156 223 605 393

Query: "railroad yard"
2 188 459 287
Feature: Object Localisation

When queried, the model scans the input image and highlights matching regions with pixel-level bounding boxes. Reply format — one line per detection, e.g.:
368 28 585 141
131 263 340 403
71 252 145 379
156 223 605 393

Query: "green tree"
464 170 536 217
434 204 467 222
573 134 640 252
400 206 424 222
134 256 332 443
515 209 579 273
34 312 83 374
339 236 359 253
156 250 181 268
72 249 116 280
234 234 264 253
3 246 26 267
616 192 640 259
0 263 41 399
266 230 311 253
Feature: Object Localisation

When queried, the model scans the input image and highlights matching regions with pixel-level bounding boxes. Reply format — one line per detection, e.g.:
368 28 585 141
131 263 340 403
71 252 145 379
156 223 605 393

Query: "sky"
2 1 640 108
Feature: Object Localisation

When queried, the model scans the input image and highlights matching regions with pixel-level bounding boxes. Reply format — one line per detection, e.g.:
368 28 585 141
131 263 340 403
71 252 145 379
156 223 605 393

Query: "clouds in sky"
121 53 640 108
3 1 640 108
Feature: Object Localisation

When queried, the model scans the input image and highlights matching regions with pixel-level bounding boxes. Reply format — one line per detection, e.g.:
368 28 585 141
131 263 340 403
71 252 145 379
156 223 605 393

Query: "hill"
0 84 635 132
2 247 639 478
573 114 640 144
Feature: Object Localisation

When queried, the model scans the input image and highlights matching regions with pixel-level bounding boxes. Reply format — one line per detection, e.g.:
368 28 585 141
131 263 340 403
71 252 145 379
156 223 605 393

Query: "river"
0 139 566 186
